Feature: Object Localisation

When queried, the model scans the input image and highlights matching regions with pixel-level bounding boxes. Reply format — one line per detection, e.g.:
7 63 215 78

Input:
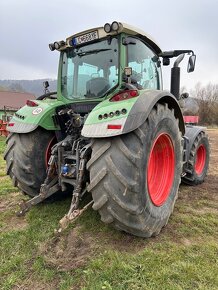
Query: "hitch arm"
16 177 60 217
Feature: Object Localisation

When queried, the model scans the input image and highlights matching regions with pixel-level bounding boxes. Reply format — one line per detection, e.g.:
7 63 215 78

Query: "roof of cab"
65 22 162 54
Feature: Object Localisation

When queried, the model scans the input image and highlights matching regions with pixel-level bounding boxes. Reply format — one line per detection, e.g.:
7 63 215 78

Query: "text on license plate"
74 31 99 45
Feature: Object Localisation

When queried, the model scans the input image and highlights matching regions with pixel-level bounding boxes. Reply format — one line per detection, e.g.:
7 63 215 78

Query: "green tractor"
4 22 210 237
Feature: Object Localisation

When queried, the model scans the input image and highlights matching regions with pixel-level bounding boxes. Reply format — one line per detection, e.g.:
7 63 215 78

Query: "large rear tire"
87 103 183 237
4 128 56 197
182 131 209 185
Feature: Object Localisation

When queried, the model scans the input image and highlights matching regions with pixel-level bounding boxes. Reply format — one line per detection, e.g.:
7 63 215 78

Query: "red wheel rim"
195 144 206 175
147 133 175 206
45 136 56 167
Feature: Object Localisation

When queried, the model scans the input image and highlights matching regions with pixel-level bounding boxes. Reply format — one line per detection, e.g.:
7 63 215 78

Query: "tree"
191 82 218 125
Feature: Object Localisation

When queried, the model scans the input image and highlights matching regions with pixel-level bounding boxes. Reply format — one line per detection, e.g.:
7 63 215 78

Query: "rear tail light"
110 90 139 102
26 100 38 107
8 123 15 127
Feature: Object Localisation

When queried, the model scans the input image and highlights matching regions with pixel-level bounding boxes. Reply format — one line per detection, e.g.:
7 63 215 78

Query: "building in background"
0 91 35 121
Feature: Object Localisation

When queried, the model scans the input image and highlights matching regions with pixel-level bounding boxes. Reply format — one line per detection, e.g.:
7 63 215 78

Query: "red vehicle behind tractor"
183 115 199 125
0 120 9 137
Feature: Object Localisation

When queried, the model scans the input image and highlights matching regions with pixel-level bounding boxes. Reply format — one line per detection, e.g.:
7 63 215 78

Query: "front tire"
87 103 183 237
4 128 56 197
182 131 209 185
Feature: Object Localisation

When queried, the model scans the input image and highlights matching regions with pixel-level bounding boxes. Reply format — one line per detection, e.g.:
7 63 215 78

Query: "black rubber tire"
4 128 55 197
87 103 183 237
182 131 210 185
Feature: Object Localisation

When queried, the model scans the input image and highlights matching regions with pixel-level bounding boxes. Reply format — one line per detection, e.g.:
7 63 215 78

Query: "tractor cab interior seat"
85 77 110 98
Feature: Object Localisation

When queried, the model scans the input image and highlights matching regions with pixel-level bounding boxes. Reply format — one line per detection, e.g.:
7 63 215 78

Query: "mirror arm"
173 53 185 67
159 50 194 58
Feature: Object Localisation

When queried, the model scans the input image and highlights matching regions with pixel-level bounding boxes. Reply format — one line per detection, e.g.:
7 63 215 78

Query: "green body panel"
9 99 65 131
81 90 185 138
84 92 140 125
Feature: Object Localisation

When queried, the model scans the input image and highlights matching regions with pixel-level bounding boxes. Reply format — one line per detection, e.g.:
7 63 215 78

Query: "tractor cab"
49 22 163 102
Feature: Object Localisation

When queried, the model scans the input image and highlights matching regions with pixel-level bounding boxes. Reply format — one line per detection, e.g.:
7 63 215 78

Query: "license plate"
73 31 99 45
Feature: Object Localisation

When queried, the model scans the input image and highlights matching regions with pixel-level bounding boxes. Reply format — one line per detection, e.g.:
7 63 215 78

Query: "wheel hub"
45 137 57 167
147 133 175 206
195 144 206 175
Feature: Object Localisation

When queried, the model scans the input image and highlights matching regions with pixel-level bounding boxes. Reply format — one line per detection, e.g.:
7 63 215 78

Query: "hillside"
0 79 57 97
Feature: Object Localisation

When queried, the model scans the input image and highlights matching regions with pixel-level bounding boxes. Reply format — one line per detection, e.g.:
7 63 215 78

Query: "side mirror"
181 92 189 99
43 81 49 89
163 57 170 66
187 55 196 73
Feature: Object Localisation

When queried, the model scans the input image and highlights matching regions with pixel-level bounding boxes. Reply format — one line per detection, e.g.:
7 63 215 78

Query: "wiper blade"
77 48 111 57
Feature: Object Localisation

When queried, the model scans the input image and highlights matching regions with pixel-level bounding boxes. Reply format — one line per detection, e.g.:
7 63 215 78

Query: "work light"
53 41 65 50
49 43 55 51
104 23 111 33
111 21 119 31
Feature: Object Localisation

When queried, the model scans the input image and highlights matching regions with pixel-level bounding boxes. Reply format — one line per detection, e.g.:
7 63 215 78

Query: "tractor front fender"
82 90 185 138
184 125 206 159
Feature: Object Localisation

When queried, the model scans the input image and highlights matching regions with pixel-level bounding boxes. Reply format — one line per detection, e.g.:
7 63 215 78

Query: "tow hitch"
16 129 92 230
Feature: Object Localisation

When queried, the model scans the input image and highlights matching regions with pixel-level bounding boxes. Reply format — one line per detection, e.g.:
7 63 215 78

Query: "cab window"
127 37 162 90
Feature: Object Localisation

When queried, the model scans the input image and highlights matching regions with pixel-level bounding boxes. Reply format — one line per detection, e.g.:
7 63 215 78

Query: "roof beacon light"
104 23 111 33
111 21 120 31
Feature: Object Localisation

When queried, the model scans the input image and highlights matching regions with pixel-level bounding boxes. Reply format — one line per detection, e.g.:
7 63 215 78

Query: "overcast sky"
0 0 217 90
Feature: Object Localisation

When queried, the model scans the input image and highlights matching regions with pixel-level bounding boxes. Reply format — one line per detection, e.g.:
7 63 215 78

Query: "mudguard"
7 99 64 133
82 90 185 138
184 125 206 161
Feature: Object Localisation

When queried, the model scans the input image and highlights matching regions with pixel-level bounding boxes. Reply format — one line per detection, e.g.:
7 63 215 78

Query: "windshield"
61 37 119 99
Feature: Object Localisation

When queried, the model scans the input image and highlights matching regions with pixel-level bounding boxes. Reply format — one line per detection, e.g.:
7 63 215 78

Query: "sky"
0 0 217 91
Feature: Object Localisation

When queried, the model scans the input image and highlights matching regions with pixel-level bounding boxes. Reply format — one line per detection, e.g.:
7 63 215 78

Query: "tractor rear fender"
7 99 64 134
123 90 185 135
183 125 206 163
82 90 185 137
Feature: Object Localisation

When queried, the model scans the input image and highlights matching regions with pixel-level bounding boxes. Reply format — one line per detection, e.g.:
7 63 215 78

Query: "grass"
0 134 218 290
81 242 218 290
